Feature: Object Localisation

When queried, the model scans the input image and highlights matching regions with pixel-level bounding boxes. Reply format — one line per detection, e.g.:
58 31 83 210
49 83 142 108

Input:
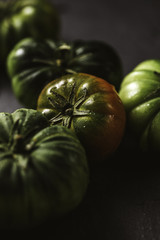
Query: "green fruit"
37 73 126 162
0 108 89 229
0 0 60 66
119 59 160 152
7 38 123 108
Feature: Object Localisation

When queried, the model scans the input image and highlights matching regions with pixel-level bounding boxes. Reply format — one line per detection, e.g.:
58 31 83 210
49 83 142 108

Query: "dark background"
1 0 160 113
1 0 160 239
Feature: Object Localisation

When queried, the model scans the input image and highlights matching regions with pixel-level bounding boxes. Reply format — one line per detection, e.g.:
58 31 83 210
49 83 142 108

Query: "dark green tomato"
0 0 60 66
7 37 123 108
37 73 126 162
119 59 160 152
0 108 89 229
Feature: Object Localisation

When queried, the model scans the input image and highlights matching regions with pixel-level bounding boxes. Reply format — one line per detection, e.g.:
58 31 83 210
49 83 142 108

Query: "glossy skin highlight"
0 0 60 65
7 38 122 108
119 59 160 152
0 108 89 229
37 73 126 162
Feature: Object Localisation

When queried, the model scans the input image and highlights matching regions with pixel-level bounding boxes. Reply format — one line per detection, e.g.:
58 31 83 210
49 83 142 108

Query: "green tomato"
0 0 60 66
0 108 89 229
119 59 160 152
37 73 126 162
7 38 123 108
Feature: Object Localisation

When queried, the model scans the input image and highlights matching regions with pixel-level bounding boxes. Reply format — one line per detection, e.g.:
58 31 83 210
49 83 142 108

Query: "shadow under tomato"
1 138 160 240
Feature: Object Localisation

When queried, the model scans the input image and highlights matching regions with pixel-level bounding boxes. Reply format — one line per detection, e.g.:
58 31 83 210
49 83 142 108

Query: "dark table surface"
1 0 160 239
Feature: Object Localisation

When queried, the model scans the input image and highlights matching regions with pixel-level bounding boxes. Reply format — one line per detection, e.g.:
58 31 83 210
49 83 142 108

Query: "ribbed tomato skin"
119 59 160 152
37 73 126 162
0 108 89 229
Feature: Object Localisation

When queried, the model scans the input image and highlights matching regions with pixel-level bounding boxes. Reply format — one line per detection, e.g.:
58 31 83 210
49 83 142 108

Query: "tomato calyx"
55 43 77 74
7 120 24 154
7 119 39 155
32 42 77 75
48 83 91 128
